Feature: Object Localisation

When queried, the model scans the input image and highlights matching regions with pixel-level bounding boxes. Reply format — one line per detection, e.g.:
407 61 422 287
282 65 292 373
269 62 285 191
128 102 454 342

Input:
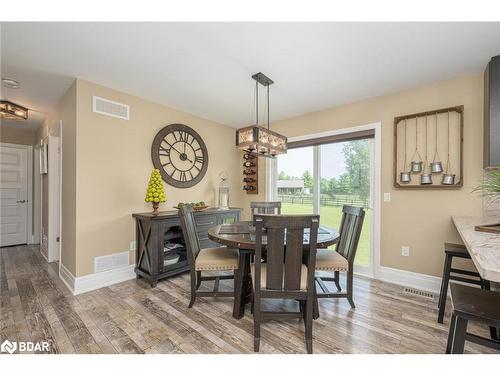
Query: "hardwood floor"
0 244 496 354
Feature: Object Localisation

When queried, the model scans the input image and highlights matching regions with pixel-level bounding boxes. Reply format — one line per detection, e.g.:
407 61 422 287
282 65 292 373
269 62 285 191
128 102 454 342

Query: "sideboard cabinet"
132 207 242 287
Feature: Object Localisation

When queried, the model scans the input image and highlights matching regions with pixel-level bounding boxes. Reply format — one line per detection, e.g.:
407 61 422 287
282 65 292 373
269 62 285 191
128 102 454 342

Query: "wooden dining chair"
179 205 239 308
250 201 281 222
251 214 319 354
314 205 365 308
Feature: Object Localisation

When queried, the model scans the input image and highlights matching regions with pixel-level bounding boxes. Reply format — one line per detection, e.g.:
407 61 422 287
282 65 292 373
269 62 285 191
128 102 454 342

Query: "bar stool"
437 243 488 324
446 283 500 354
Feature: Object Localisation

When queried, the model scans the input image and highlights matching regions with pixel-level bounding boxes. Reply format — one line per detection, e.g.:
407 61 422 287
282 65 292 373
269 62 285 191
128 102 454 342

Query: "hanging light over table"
0 100 29 120
236 73 287 157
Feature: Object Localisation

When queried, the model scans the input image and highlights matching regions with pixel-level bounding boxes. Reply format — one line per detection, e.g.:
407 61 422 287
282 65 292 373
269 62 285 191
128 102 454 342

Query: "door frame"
0 142 33 245
44 121 62 264
33 143 42 244
266 122 381 278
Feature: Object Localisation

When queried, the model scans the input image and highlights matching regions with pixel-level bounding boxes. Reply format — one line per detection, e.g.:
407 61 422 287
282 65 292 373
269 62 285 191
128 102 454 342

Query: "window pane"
277 147 314 214
319 140 371 268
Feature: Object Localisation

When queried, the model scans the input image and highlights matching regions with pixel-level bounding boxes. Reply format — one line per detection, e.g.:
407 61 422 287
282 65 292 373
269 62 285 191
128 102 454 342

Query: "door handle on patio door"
16 200 26 203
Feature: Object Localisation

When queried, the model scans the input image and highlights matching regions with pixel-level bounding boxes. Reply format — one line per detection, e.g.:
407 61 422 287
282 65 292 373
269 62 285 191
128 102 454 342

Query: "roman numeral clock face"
151 124 209 188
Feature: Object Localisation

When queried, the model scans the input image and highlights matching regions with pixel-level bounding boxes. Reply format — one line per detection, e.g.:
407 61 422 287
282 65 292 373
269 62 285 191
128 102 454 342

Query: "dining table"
207 221 340 319
452 215 500 283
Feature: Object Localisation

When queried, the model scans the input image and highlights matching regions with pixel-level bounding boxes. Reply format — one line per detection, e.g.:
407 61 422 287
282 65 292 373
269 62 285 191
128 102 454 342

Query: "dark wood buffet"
132 207 242 287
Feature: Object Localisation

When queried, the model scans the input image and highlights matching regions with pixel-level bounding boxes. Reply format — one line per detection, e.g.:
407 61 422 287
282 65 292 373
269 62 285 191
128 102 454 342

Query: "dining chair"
251 214 319 354
179 205 239 308
250 201 281 222
314 205 365 308
437 242 497 340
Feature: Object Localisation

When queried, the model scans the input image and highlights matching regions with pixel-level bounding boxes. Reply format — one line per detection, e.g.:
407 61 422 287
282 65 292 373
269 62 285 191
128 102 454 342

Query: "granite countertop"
452 215 500 282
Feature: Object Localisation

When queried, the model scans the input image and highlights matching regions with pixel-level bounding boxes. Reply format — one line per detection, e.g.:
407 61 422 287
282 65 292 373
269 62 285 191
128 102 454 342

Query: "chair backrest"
253 214 319 292
178 205 201 268
336 205 365 264
251 201 281 222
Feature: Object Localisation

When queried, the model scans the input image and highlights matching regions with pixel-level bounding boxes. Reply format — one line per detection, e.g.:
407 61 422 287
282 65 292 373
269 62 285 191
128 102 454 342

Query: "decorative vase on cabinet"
218 172 230 209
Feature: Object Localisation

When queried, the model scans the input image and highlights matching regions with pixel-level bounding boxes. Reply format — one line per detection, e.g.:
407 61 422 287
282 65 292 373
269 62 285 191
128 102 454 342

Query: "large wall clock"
151 124 209 188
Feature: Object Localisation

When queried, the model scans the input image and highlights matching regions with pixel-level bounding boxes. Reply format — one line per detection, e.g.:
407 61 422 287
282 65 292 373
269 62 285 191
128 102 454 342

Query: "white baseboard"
58 262 135 295
59 263 75 293
377 266 442 294
74 265 135 295
39 247 49 262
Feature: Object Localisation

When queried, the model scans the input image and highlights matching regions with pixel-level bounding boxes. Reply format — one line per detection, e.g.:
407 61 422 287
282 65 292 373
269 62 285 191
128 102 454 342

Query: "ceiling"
2 22 500 130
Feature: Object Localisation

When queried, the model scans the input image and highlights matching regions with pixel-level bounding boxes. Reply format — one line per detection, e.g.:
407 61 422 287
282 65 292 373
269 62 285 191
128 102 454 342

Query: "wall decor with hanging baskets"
394 105 463 189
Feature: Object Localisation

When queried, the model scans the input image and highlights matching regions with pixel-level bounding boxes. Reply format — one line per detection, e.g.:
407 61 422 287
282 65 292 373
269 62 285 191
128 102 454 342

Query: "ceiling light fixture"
0 100 29 120
236 72 287 158
1 78 21 89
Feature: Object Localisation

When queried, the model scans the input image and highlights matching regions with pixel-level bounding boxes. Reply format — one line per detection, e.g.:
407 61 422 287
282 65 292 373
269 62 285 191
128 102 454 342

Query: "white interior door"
0 144 29 247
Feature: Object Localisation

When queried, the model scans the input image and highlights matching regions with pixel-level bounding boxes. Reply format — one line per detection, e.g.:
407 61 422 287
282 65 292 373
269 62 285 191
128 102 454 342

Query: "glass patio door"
274 133 374 276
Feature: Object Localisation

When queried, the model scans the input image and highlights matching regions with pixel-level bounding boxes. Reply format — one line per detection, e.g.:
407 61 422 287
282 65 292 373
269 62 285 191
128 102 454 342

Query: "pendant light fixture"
235 72 287 157
0 100 29 120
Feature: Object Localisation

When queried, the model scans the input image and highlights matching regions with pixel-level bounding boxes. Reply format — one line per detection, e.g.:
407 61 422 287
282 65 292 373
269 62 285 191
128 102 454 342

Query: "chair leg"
196 271 202 289
305 297 313 354
250 291 255 315
450 316 468 354
437 254 452 323
446 312 457 354
489 327 499 341
253 294 261 352
479 279 498 340
347 269 355 308
189 270 197 308
334 271 341 292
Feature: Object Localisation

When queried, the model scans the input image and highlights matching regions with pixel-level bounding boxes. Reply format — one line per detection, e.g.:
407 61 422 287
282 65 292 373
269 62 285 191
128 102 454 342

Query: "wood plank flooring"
0 244 496 354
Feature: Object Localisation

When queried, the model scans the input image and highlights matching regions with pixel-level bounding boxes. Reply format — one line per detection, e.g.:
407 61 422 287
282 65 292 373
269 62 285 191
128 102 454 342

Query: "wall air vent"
92 96 130 120
403 287 434 299
94 251 130 273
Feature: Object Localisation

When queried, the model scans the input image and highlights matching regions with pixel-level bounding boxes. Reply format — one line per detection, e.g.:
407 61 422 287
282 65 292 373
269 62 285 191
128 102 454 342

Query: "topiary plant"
145 169 166 214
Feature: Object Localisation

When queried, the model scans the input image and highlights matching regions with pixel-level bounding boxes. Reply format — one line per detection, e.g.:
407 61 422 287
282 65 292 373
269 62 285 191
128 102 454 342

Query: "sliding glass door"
276 146 314 215
273 133 374 275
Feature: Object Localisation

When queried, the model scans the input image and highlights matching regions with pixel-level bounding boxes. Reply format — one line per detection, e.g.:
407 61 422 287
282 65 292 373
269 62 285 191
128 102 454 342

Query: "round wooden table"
208 221 339 319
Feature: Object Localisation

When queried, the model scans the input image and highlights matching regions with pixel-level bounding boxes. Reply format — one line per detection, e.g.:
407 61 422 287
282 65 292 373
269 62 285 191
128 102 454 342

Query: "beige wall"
37 72 483 279
259 73 483 277
0 125 36 145
73 79 243 276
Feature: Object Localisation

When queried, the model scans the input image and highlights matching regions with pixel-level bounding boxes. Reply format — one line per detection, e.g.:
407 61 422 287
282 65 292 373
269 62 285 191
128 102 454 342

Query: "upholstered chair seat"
195 247 239 271
315 249 349 272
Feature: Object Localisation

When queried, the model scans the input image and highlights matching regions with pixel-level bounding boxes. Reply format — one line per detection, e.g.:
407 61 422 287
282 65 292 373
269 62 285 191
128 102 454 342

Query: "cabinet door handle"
16 200 26 203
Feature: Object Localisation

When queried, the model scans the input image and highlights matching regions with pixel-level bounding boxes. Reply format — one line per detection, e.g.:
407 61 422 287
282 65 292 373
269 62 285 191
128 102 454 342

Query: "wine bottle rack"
242 152 258 194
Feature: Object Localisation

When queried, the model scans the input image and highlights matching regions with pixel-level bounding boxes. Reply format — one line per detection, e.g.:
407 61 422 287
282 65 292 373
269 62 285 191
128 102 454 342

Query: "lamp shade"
236 125 287 157
0 100 28 120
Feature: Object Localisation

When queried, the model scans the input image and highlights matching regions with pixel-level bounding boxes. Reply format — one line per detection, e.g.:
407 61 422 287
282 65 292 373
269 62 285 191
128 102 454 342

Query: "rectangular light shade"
0 100 29 120
236 125 287 157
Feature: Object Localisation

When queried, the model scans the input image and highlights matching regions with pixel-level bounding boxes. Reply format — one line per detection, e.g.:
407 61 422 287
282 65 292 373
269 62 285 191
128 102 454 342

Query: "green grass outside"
281 202 371 267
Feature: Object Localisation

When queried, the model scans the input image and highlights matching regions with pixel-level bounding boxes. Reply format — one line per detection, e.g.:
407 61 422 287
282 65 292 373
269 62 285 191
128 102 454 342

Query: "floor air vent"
403 287 435 299
92 96 130 120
